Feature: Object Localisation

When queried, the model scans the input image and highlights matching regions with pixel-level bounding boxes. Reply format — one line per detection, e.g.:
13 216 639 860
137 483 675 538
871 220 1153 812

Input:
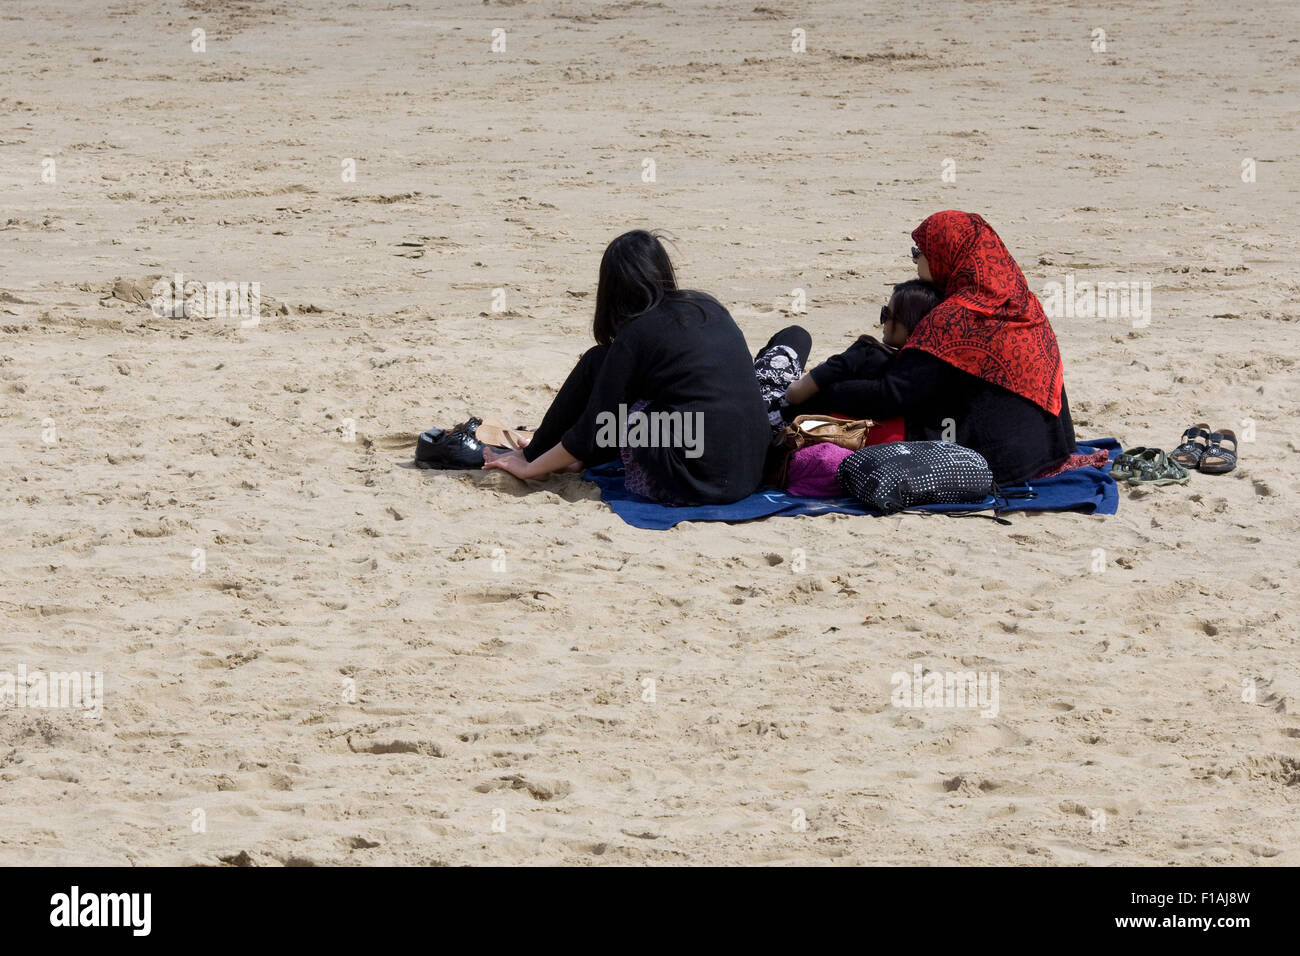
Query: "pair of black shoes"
416 417 488 470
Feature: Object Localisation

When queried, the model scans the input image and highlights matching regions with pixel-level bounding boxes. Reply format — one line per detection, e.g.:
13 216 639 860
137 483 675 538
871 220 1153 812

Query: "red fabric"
1032 448 1110 479
906 211 1064 416
865 416 905 446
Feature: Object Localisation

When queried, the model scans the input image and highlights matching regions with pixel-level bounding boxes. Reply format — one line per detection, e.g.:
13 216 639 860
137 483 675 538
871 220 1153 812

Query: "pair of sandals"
1170 424 1238 474
1111 424 1239 486
1111 447 1190 485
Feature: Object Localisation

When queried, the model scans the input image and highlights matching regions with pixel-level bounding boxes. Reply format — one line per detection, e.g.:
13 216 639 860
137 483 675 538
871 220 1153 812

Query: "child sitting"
782 279 942 415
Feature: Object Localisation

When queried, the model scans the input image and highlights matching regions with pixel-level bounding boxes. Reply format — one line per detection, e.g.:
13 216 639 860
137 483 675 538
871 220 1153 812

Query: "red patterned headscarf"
904 210 1064 416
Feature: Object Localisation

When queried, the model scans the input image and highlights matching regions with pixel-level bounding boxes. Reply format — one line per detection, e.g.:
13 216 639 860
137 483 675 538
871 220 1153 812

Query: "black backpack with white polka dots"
836 441 995 513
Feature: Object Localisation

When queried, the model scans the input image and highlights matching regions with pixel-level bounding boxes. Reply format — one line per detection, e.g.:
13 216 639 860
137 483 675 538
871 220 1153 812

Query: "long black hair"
592 230 680 346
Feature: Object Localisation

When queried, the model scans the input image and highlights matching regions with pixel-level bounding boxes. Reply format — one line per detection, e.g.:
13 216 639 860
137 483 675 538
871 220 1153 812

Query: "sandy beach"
1 0 1297 865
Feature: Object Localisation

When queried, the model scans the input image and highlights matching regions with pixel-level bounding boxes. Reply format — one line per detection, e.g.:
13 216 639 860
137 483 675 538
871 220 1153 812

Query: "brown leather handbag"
765 414 874 487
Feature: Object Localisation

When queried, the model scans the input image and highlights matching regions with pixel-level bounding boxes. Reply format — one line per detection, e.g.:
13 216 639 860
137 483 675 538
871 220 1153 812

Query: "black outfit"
525 292 771 505
789 345 1075 486
808 334 895 388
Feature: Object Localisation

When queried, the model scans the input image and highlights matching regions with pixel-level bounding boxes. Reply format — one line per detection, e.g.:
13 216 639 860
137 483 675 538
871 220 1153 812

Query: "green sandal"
1127 448 1190 486
1110 447 1149 480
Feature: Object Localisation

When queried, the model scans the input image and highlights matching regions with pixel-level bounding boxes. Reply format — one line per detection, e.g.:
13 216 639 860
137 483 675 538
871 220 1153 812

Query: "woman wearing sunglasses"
780 210 1076 485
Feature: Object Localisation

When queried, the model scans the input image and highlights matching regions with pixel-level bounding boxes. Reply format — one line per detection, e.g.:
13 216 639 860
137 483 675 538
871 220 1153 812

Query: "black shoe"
416 417 485 469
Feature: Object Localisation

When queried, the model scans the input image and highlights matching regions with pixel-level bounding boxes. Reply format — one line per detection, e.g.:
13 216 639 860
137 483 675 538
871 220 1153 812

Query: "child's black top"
807 334 897 390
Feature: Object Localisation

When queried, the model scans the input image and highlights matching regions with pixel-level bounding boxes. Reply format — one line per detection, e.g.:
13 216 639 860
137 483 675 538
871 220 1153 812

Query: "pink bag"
785 443 853 498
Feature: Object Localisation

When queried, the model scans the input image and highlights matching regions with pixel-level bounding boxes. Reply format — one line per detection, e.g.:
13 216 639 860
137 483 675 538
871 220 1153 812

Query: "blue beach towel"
584 439 1121 531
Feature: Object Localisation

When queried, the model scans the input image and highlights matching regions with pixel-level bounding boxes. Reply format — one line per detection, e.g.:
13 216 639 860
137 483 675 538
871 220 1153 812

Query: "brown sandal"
476 418 533 450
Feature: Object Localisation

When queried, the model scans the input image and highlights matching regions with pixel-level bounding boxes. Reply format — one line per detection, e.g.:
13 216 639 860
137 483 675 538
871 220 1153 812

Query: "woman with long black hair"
483 230 776 505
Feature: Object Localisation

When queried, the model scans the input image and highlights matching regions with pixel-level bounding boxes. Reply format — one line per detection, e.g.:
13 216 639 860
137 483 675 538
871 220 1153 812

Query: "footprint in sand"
374 431 416 451
934 722 1029 756
346 733 445 757
1247 675 1287 713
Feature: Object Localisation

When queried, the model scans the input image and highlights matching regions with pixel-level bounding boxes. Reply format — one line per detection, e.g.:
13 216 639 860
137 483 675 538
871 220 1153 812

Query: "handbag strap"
899 507 1013 526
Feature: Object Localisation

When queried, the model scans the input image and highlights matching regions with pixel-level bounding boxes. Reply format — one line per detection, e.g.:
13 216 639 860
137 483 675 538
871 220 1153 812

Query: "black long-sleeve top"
807 334 896 389
790 346 1076 486
562 293 772 504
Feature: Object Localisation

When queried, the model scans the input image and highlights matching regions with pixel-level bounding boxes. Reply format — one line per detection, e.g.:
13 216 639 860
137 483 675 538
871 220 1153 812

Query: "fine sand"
1 0 1297 865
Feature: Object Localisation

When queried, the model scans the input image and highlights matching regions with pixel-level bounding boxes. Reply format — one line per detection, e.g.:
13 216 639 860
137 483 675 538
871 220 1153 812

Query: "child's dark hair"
889 278 942 333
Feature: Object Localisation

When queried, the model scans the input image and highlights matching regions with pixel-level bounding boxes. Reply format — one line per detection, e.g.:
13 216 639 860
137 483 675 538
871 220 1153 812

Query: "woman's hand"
482 448 534 478
483 442 579 481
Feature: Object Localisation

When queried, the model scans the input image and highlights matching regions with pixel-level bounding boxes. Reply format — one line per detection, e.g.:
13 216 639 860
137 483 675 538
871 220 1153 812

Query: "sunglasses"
879 305 892 325
910 246 922 261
